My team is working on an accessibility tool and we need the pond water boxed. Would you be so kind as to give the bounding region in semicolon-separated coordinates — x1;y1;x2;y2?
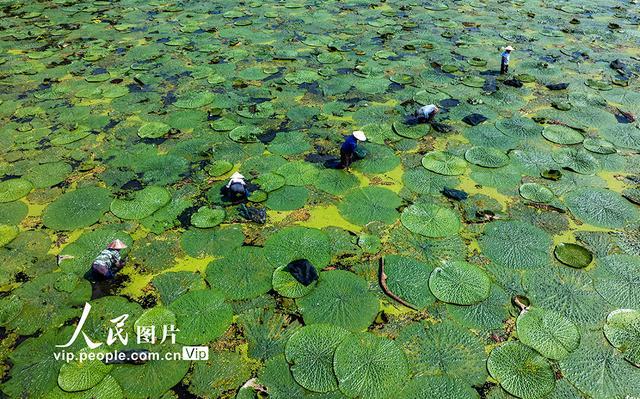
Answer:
1;0;640;398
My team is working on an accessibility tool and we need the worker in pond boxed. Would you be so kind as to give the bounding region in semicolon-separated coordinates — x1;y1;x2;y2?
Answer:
415;104;440;123
340;130;367;170
224;171;250;201
91;239;127;280
501;45;514;75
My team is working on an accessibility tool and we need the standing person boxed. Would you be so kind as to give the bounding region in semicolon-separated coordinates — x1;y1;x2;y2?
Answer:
415;104;440;123
225;172;249;200
340;130;367;170
91;239;127;280
501;45;514;75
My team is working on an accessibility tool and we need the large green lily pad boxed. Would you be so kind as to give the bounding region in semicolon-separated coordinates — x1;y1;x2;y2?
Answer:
338;187;401;226
168;289;233;344
334;332;410;399
298;270;378;331
487;342;555;399
43;187;112;230
565;188;639;228
604;309;640;366
264;226;331;268
428;261;491;305
401;203;460;238
422;152;467;175
284;324;350;392
110;186;171;220
516;307;580;360
0;179;33;203
206;246;275;300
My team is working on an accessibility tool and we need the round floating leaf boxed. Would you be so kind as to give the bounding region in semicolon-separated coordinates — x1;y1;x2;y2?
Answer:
152;272;207;305
110;186;171;220
554;243;592;268
519;183;554;203
480;221;552;269
428;261;491;305
585;79;612;91
180;226;244;258
592;254;640;308
0;178;32;202
188;351;252;398
0;225;18;247
462;76;485;88
272;265;317;298
488;342;555;399
390;73;414;84
464;146;510;168
352;143;400;174
206;246;275;300
134;306;176;331
566;188;639;228
362;123;398;144
138;122;170;139
191;206;225;228
254;172;286;192
43;187;112;230
264;226;331;268
268;131;311;155
168;289;233;345
422;152;466;175
266;186;309;211
111;342;189;399
275;161;318;186
297;270;378;331
314;169;359;196
516;307;580;360
399;375;479;399
383;255;435;309
604;309;640;366
524;266;609;326
403;168;458;196
338;187;401;226
58;348;113;392
4;327;76;399
24;162;71;189
207;160;233;177
542;125;584;145
552;148;598;175
583;138;616;154
229;125;262;143
401;203;460;238
559;331;640;399
248;189;267;202
174;91;215;108
285;324;350;392
393;122;430;139
334;332;410;399
496;117;543;138
397;320;487;386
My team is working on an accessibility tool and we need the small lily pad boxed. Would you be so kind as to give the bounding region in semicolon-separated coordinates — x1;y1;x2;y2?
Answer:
191;207;225;228
554;243;593;268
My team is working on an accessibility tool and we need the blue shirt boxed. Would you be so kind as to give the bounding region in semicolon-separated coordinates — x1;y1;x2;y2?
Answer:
341;135;358;152
502;51;511;64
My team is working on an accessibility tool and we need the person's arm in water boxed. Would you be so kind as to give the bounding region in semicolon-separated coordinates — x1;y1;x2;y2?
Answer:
112;250;125;269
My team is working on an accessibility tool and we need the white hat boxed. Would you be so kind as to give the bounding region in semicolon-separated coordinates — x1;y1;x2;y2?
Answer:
108;239;128;250
505;46;514;51
230;172;245;180
352;130;367;141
